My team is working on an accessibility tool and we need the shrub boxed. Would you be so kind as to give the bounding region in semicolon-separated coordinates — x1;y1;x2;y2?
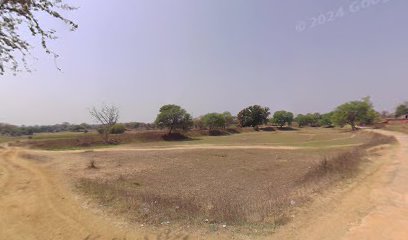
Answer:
110;124;126;134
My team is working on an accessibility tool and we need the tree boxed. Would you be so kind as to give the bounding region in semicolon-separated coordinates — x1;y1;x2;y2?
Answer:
331;97;378;131
155;104;193;134
0;0;78;75
193;118;205;130
202;113;226;130
90;104;120;143
272;110;294;128
395;102;408;118
319;112;334;128
222;111;235;128
295;114;308;127
237;105;270;129
305;113;321;127
295;113;322;127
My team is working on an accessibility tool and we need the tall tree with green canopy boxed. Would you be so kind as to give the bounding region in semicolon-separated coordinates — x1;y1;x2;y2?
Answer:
272;110;294;128
237;105;270;129
155;104;193;134
0;0;78;75
331;97;379;131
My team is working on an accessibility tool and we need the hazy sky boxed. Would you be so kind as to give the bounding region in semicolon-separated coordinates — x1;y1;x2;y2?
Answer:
1;0;407;125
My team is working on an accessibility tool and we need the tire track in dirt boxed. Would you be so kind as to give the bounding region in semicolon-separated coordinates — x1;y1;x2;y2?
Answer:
0;148;143;240
0;151;14;196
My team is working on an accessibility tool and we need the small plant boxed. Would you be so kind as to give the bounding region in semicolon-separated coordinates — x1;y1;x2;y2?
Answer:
88;159;97;169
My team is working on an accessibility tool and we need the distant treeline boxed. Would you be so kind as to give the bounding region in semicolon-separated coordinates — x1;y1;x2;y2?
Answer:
0;122;155;137
2;98;408;137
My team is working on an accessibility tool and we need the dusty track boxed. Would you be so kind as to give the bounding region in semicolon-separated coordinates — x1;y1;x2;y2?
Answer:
0;130;407;239
272;130;408;240
31;143;360;154
0;148;145;240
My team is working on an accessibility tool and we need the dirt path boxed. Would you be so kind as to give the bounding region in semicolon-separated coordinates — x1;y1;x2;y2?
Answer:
0;130;407;239
31;143;360;154
343;130;408;240
0;148;148;240
272;129;408;240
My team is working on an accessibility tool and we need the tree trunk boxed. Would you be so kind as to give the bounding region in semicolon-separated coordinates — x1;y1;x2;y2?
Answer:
103;128;109;143
351;122;356;131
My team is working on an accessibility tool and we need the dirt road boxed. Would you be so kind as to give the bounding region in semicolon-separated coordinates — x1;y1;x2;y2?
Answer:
272;130;408;240
0;148;147;240
30;143;360;155
0;130;407;239
343;130;408;240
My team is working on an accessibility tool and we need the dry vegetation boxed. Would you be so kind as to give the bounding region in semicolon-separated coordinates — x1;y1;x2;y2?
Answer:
37;129;394;233
302;133;396;182
10;129;249;150
11;127;381;152
384;124;408;135
76;149;320;227
12;128;395;236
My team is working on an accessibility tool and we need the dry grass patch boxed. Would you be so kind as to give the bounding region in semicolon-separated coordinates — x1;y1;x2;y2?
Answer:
303;133;396;183
67;131;396;232
75;149;325;224
384;124;408;135
74;148;343;227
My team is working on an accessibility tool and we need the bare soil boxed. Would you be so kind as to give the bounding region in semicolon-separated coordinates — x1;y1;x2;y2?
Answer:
0;130;405;239
271;130;408;240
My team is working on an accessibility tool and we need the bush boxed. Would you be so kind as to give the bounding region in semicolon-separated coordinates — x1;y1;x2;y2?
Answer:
110;124;126;134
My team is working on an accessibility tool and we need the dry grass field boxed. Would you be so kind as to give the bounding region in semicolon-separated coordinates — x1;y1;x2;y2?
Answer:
384;124;408;135
21;128;394;236
13;127;378;150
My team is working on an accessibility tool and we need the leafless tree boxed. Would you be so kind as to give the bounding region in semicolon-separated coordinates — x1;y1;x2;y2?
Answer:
90;104;119;144
0;0;78;75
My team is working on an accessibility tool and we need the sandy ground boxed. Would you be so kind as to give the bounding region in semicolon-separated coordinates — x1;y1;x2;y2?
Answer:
0;130;407;239
271;130;408;240
0;148;143;240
